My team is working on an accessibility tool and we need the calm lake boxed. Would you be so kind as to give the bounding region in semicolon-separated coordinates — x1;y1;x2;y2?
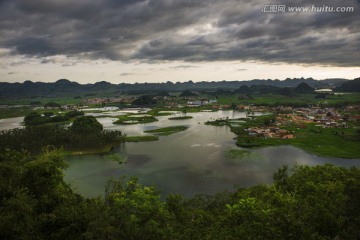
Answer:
63;111;360;198
0;116;24;131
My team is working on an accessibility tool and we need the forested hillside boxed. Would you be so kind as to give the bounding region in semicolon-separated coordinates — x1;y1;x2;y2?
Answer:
0;78;352;97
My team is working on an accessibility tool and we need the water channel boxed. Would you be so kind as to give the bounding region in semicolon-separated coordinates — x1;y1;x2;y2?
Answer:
1;111;359;198
61;111;360;198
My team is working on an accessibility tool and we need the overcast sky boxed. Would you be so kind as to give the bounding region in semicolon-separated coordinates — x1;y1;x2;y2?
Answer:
0;0;359;83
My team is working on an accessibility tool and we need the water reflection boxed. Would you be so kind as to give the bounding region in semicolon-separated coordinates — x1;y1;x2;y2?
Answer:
62;111;360;198
126;154;152;167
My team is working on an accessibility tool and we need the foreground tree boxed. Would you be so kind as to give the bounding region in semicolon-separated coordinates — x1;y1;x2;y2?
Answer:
84;177;175;240
0;148;90;240
0;147;359;239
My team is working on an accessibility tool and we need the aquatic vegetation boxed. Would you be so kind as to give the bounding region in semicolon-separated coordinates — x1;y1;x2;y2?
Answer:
113;115;158;125
144;126;188;136
168;116;193;120
125;135;159;142
225;149;264;163
105;153;128;164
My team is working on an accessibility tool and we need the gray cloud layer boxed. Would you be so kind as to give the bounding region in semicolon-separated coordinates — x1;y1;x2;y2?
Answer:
0;0;359;66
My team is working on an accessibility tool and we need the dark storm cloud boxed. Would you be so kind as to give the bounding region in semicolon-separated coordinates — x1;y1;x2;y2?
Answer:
12;37;55;56
0;0;359;66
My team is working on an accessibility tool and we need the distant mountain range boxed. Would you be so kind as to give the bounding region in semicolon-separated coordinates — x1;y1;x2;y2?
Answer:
0;77;358;98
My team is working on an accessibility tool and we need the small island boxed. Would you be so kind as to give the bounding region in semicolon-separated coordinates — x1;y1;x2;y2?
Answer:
0;116;126;155
168;116;193;120
125;135;159;142
114;115;158;125
144;126;188;136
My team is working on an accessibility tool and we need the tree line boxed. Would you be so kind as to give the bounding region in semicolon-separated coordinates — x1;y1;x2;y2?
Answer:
0;116;125;154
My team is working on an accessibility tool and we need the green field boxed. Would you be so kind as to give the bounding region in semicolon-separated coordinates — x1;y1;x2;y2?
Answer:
236;123;360;159
2;92;359;119
0;107;34;119
147;108;183;116
0;96;84;106
216;93;360;106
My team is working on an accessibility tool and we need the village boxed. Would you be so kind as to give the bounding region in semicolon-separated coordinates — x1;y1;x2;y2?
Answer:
242;105;360;140
29;93;360;143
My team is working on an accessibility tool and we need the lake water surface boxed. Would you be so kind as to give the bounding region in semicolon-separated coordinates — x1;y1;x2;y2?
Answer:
64;111;360;198
0;116;24;131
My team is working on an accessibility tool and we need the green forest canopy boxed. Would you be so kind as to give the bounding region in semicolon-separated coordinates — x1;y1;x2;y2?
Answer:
0;116;125;154
0;147;359;239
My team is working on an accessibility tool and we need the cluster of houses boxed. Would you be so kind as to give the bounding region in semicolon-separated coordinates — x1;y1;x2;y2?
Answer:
245;127;295;139
33;105;79;111
32;94;357;134
84;97;135;105
276;107;351;128
186;99;217;107
242;105;359;139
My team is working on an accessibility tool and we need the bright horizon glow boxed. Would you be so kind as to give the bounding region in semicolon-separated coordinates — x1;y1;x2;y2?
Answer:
1;56;358;84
